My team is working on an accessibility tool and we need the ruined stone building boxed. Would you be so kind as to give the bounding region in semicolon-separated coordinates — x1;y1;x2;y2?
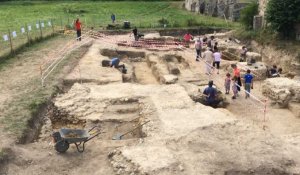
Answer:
184;0;249;21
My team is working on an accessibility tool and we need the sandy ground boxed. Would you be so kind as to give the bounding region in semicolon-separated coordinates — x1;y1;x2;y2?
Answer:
1;33;300;175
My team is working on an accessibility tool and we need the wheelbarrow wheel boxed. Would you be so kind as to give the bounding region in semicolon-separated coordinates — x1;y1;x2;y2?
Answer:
55;141;69;153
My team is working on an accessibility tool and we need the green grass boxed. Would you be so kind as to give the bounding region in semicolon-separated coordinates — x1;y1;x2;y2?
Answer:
0;35;91;139
0;1;239;58
0;1;238;31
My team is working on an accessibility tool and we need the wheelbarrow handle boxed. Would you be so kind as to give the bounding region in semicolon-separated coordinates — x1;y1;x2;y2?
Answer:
88;126;99;133
85;131;104;142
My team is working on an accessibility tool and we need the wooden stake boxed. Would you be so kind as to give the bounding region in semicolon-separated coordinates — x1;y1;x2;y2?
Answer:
39;20;43;38
8;29;13;54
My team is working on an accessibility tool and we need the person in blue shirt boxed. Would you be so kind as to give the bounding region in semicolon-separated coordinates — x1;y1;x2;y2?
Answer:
110;58;123;68
111;14;116;23
203;80;219;107
243;69;254;99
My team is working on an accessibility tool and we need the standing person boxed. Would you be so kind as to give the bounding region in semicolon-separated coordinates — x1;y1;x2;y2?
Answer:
111;13;116;23
74;18;82;41
240;46;247;62
207;35;215;49
213;42;218;51
232;64;242;92
132;27;138;41
213;49;221;74
183;32;193;42
232;76;238;99
243;69;254;99
195;38;202;61
203;47;214;75
224;73;231;94
183;32;193;47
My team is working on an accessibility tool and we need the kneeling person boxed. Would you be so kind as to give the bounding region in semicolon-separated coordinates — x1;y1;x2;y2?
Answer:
203;81;220;107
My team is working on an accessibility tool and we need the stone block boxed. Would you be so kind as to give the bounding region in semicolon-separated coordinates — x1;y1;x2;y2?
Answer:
246;52;262;61
262;77;300;108
161;75;178;84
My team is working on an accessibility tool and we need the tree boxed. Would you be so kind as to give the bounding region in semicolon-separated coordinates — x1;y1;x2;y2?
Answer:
240;2;259;30
266;0;300;38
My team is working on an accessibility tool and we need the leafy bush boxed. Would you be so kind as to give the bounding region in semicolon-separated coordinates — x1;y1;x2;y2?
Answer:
158;18;169;27
186;18;197;27
239;2;258;30
266;0;300;38
172;20;181;27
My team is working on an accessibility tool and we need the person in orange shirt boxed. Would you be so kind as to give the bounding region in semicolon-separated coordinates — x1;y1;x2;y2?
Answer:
232;64;242;92
74;18;82;41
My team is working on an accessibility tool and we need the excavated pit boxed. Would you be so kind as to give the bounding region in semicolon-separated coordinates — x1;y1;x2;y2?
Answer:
99;49;159;85
40;97;147;141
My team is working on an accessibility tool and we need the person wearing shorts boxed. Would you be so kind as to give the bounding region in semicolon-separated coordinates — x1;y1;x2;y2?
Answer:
213;49;221;74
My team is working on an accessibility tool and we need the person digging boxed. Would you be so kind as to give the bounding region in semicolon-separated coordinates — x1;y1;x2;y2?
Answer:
102;57;127;74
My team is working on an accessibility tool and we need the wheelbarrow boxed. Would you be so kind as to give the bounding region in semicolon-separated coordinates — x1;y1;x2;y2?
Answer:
52;126;101;153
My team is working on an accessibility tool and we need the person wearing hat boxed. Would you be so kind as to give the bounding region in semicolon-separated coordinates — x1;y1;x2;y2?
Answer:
203;80;219;107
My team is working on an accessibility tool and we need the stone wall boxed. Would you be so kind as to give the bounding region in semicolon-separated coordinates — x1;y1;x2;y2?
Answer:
184;0;248;21
258;0;268;16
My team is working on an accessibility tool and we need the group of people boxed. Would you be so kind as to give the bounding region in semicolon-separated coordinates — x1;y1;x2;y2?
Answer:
224;64;254;100
203;65;254;107
267;65;282;78
193;35;220;75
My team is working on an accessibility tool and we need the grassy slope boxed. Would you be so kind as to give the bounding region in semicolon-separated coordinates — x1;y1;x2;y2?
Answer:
0;1;238;31
0;35;91;139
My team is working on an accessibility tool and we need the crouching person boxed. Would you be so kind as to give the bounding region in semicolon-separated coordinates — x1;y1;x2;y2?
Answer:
203;80;221;108
102;57;127;74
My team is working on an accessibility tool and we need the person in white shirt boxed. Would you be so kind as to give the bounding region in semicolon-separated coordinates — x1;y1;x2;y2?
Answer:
213;49;221;74
202;47;214;75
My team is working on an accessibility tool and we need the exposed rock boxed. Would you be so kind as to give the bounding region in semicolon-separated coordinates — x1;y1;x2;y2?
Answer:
144;33;161;39
167;62;180;75
146;54;160;67
237;62;268;80
246;52;262;61
262;77;300;108
161;75;178;84
151;63;169;82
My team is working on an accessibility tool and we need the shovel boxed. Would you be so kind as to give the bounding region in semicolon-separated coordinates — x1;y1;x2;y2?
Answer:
112;120;150;140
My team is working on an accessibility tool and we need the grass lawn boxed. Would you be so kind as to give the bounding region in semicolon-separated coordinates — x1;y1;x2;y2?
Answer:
0;1;239;58
0;1;238;31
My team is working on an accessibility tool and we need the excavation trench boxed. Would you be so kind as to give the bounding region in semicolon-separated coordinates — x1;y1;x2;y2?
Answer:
39;97;148;142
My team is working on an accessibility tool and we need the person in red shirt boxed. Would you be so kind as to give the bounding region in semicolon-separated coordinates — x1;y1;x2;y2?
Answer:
74;18;82;41
183;33;193;47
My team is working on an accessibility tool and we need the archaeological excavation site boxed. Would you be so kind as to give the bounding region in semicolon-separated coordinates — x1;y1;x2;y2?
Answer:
0;29;300;175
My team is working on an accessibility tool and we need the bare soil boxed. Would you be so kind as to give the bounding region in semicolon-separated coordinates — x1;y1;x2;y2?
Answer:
1;33;300;175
